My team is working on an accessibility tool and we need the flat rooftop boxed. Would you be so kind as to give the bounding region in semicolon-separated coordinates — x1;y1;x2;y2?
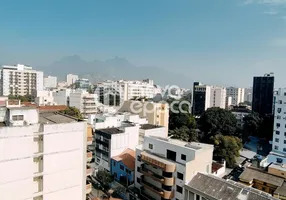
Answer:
39;112;81;124
96;127;124;135
140;124;163;130
186;173;277;200
149;136;213;151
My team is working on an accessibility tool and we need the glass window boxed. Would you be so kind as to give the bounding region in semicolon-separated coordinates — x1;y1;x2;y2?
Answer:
120;165;124;171
181;154;186;161
277;108;282;113
177;172;184;180
277;123;281;128
284;148;286;152
275;146;279;150
149;144;153;149
176;185;183;194
275;138;279;142
276;131;280;135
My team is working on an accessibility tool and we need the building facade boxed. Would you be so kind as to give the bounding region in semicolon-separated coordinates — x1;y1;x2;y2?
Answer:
244;87;253;103
66;74;79;86
226;87;245;106
44;75;57;89
268;88;286;165
0;101;88;200
252;73;274;116
135;136;214;200
75;78;91;91
0;64;44;96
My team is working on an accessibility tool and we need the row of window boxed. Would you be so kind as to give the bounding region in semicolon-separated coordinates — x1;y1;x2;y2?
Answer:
137;177;183;193
274;145;286;152
274;138;286;144
275;123;286;129
275;130;286;136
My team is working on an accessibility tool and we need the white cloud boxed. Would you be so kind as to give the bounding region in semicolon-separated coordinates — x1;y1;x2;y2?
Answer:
263;10;278;14
270;38;286;46
245;0;286;5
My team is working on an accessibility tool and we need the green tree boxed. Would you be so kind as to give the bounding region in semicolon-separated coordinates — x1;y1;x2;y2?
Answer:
60;106;82;119
8;94;34;102
198;107;238;141
243;112;261;138
210;134;243;168
96;170;113;189
169;126;198;142
112;185;126;198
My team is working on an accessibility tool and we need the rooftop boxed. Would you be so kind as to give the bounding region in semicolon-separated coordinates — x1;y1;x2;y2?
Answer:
39;112;81;124
140;124;163;130
239;167;284;187
186;173;277;200
149;135;213;151
96;127;124;135
274;182;286;197
112;148;135;170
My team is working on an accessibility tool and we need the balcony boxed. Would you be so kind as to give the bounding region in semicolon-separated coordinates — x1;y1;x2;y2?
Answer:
87;137;93;145
139;166;174;186
140;152;176;173
86;182;92;194
141;178;174;199
87;151;93;162
86;167;93;176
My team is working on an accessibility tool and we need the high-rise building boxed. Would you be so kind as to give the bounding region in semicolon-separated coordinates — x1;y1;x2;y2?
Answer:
226;87;245;106
0;100;88;200
252;73;274;116
268;88;286;165
75;78;91;91
0;64;44;96
66;74;79;86
192;82;226;116
44;75;57;88
244;87;253;103
135;135;214;200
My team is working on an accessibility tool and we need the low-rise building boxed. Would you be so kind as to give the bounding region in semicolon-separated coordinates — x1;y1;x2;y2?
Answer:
135;135;214;200
231;104;251;127
111;148;135;185
35;90;56;106
139;124;167;145
44;75;57;88
184;173;278;200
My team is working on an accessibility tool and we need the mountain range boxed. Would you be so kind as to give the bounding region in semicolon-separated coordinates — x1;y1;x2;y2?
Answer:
39;55;192;87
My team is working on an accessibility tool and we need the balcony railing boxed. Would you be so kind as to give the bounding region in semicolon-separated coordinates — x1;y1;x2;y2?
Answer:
139;166;174;186
87;152;93;162
141;178;174;199
86;167;93;176
86;182;92;194
140;152;176;173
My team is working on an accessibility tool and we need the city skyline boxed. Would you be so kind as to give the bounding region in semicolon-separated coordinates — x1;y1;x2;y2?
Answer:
1;0;286;87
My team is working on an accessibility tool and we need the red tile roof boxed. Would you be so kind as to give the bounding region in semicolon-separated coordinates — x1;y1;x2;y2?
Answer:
21;102;67;112
212;162;223;173
112;149;135;170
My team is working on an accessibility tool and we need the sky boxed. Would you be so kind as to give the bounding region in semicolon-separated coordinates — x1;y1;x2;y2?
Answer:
0;0;286;87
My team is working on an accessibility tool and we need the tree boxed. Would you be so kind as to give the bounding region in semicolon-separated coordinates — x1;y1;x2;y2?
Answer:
198;107;238;141
112;185;126;198
60;106;83;119
210;134;243;168
8;94;34;102
243;112;261;139
96;170;113;189
169;126;198;142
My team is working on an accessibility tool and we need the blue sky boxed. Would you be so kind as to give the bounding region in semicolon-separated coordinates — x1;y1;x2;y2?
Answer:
0;0;286;87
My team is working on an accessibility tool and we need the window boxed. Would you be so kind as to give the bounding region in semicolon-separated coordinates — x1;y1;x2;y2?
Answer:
176;185;183;194
137;177;141;183
149;144;153;149
275;146;279;150
284;140;286;144
181;154;186;161
277;158;283;163
276;131;280;135
126;168;131;174
275;138;279;143
196;194;200;200
167;150;176;162
278;100;283;104
113;162;116;167
285;132;286;137
120;165;124;171
277;115;281;119
12;115;24;121
277;108;282;113
284;148;286;152
277;123;281;128
177;172;183;180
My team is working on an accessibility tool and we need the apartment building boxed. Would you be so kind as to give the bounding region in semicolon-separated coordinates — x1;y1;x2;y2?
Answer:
75;78;92;91
69;90;98;118
94;123;140;171
268;88;286;165
44;75;57;89
135;136;213;200
66;74;79;86
139;124;167;145
0;64;43;96
96;79;156;105
0;100;88;200
231;105;252;127
184;173;278;200
244;87;253;103
226;87;245;106
119;100;169;131
192;82;226;116
35;91;56;106
52;89;72;106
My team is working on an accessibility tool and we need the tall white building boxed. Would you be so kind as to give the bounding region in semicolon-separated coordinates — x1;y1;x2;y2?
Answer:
69;90;98;118
66;74;79;86
210;86;226;109
96;79;156;105
268;88;286;164
244;87;253;103
226;87;245;106
44;75;57;88
0;64;44;96
135;136;214;200
0;100;88;200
